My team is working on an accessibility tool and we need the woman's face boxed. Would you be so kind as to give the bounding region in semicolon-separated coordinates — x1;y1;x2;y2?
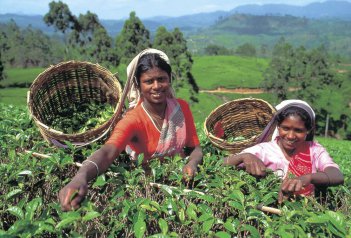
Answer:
139;67;170;105
278;115;308;152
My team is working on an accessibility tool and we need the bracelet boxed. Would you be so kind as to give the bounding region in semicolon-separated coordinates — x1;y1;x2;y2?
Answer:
82;160;100;177
320;171;331;186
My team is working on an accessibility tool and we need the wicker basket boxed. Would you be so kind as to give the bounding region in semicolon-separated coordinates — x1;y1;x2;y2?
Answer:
204;98;276;154
27;61;123;147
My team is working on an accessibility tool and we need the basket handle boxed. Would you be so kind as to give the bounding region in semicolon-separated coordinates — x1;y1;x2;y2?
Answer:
106;70;131;129
98;77;118;102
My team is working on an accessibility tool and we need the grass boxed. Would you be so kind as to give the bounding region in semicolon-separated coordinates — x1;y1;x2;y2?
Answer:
316;136;351;176
1;67;44;87
192;55;268;89
0;88;29;106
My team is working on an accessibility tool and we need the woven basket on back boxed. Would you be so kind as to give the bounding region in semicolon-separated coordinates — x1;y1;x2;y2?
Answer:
204;98;276;154
27;60;123;147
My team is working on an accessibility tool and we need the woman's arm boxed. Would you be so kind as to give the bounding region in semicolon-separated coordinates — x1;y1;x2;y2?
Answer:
59;144;120;211
223;153;267;177
182;145;203;178
321;166;344;186
178;99;203;178
278;166;344;203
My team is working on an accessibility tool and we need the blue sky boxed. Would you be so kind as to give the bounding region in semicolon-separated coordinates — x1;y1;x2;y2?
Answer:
0;0;348;19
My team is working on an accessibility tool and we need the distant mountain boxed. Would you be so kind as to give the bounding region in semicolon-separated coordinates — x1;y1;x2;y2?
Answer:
0;11;231;37
1;1;350;37
0;14;53;32
1;1;351;57
232;0;351;20
147;11;230;30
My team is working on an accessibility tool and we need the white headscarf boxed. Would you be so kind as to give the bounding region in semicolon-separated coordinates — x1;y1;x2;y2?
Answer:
126;48;175;108
271;99;315;140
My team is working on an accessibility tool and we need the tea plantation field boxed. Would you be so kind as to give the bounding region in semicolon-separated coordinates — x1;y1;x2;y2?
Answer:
1;103;350;237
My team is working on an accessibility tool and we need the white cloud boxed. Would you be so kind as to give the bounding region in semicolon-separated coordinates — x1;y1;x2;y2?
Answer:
194;4;223;13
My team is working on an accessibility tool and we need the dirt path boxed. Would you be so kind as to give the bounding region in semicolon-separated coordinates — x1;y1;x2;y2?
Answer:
200;87;300;94
200;87;264;94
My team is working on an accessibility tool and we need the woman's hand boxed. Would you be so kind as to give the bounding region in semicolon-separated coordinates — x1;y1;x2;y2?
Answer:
59;176;88;211
242;156;267;177
223;153;266;177
182;161;197;179
182;146;203;182
58;145;120;212
278;174;312;203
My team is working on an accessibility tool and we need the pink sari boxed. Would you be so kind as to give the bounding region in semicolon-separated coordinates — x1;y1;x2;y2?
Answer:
152;98;186;158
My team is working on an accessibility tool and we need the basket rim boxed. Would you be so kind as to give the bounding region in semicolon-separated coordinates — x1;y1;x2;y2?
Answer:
203;97;276;152
27;60;123;138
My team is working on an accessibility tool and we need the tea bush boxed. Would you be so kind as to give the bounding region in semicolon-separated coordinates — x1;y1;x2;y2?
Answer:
0;103;350;237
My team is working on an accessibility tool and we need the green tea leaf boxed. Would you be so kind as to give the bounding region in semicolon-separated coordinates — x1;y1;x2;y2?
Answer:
56;216;80;229
200;194;216;202
228;190;245;204
149;200;161;211
160;185;173;196
6;189;22;200
224;220;237;233
178;208;185;223
140;204;157;212
7;206;24;219
228;201;244;211
36;223;55;234
198;204;212;214
215;231;231;238
82;211;100;221
325;210;346;235
134;219;146;238
92;175;106;187
198;213;213;222
202;218;214;233
327;223;345;238
158;218;168;235
186;203;197;220
306;214;329;224
240;224;260;238
25;197;42;220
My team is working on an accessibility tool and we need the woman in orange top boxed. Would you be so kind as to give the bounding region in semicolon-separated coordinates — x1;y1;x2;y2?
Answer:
59;49;203;211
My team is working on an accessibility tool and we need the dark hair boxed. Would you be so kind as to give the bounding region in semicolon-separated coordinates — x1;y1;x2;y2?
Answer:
135;53;172;86
276;106;315;141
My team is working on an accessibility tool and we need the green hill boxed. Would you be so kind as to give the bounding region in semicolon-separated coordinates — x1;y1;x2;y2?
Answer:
188;14;351;59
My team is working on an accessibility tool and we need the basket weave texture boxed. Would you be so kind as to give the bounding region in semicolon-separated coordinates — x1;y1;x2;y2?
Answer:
27;60;123;147
204;98;276;154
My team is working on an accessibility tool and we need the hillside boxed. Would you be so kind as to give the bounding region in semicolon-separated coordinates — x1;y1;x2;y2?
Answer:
1;1;351;37
187;14;351;57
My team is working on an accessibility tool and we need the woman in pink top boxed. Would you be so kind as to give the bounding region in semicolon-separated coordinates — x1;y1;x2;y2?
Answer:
223;100;344;203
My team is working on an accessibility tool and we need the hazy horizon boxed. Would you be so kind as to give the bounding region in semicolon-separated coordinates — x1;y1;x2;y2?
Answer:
1;0;349;20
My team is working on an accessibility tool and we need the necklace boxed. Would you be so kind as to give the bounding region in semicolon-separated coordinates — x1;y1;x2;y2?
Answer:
142;103;165;130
